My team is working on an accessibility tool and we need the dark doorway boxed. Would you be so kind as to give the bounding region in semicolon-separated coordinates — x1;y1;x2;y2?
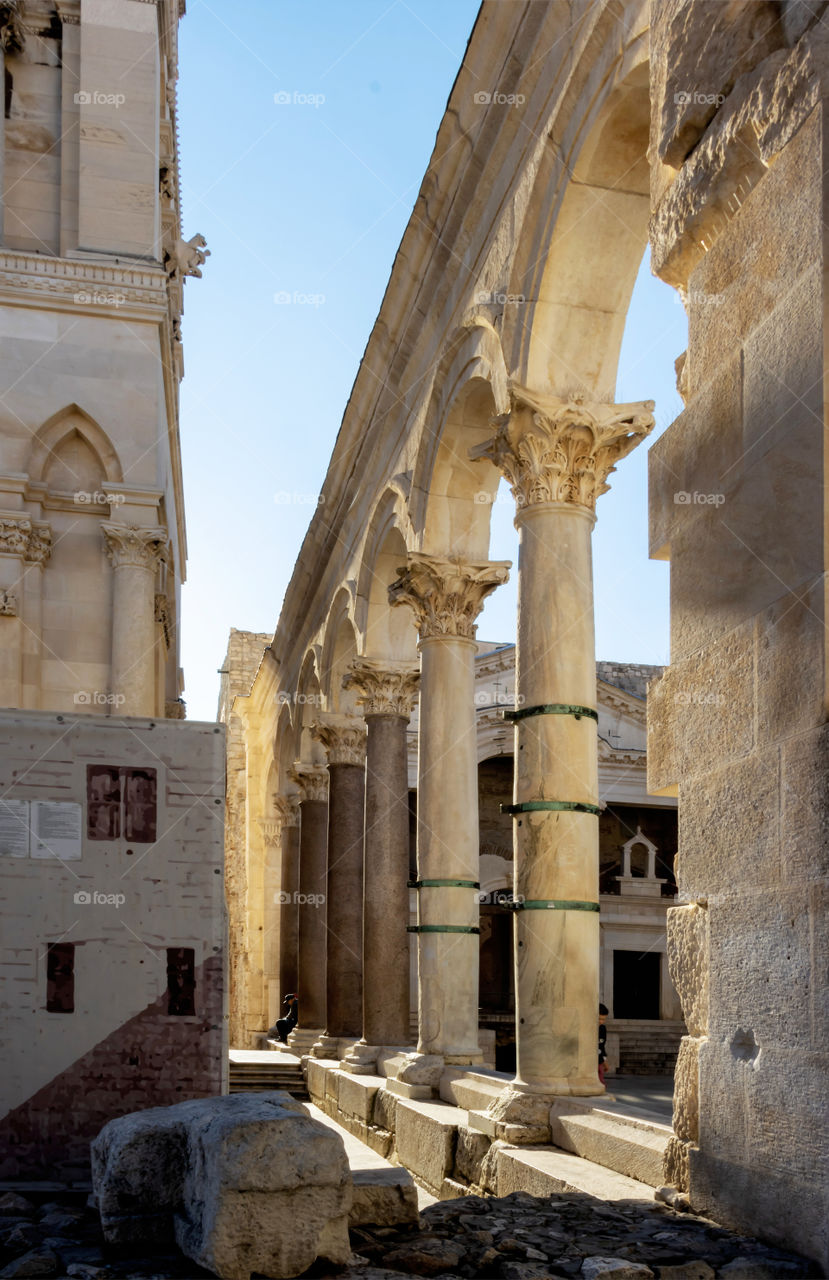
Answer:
613;949;660;1019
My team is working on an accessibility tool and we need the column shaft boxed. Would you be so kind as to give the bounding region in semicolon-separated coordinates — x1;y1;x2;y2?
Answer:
363;713;411;1045
279;821;300;995
296;798;328;1030
325;760;365;1038
416;634;481;1059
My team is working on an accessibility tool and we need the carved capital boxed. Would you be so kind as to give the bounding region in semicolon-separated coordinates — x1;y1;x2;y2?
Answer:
259;818;282;848
165;698;186;719
274;793;301;828
0;515;52;564
343;658;420;718
310;715;367;767
102;523;168;571
470;384;654;512
389;553;510;641
0;588;17;616
0;4;24;53
289;763;328;805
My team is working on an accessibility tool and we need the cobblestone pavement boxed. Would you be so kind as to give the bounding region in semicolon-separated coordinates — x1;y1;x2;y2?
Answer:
0;1187;817;1280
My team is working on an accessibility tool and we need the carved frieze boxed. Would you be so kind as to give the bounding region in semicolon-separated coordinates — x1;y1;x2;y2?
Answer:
471;385;654;513
389;553;510;641
342;658;420;718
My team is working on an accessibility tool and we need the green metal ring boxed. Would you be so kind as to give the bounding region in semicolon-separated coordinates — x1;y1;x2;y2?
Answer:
518;899;600;912
501;800;601;816
502;703;598;723
407;879;480;890
406;925;480;934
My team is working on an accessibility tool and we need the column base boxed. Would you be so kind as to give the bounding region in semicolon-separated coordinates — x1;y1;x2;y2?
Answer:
341;1041;381;1074
386;1052;445;1098
287;1026;322;1056
310;1034;349;1059
479;1083;609;1144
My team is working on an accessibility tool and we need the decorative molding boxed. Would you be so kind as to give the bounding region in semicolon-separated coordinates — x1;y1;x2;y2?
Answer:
155;592;172;649
289;763;328;805
0;4;24;52
259;818;282;848
274;794;301;828
0;588;17;616
389;553;510;641
310;715;367;767
0;250;168;317
101;523;168;571
470;384;654;512
165;698;186;719
343;658;420;718
597;736;646;766
0;514;52;564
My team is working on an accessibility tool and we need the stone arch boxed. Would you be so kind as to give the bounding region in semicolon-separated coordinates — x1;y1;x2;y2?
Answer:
295;648;324;765
274;700;296;796
355;490;418;661
411;321;508;559
319;588;360;713
28;404;124;488
504;8;651;397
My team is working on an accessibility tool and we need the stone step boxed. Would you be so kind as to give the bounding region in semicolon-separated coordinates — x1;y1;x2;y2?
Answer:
551;1109;671;1188
306;1103;422;1224
494;1144;656;1203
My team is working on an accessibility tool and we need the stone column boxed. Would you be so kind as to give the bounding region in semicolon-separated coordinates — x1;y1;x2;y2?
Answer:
287;763;329;1053
472;386;653;1123
101;523;168;717
390;555;509;1073
309;716;367;1056
341;659;420;1070
275;793;300;999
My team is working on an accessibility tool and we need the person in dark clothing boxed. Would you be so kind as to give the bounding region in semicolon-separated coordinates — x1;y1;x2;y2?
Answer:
598;1002;608;1085
270;993;298;1044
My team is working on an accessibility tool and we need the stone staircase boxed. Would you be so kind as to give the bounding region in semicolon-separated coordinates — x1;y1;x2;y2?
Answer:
228;1050;308;1099
617;1022;684;1075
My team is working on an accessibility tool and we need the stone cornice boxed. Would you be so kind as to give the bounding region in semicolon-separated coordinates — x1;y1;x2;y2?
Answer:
102;523;169;571
389;554;510;641
343;658;420;718
289;764;328;805
310;715;367;767
598;737;647;766
0;250;168;319
471;385;655;512
598;679;648;724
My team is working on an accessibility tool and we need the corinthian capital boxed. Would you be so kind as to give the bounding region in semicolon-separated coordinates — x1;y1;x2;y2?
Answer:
389;553;510;641
310;714;367;767
274;793;301;828
343;658;420;718
0;515;52;564
102;523;169;571
289;763;329;804
470;384;654;512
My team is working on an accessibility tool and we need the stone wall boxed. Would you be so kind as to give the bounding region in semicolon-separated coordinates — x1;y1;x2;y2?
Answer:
648;3;829;1268
0;710;227;1179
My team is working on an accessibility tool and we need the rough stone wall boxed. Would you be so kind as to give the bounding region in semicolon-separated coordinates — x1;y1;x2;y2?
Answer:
218;630;271;1047
0;710;226;1180
648;4;829;1268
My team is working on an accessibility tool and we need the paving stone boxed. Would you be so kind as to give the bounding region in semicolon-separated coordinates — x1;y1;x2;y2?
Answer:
0;1250;60;1279
580;1260;654;1280
0;1199;36;1221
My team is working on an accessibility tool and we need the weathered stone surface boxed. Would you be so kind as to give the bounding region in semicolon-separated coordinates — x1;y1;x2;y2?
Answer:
0;1251;59;1279
383;1239;464;1276
657;1264;714;1280
672;1038;701;1145
0;1196;35;1219
651;0;785;168
92;1093;352;1280
453;1125;490;1186
666;904;709;1037
580;1259;653;1280
663;1136;691;1194
395;1100;458;1196
397;1055;444;1088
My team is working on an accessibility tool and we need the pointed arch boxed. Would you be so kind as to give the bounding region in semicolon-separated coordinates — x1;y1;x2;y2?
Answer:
28;404;124;486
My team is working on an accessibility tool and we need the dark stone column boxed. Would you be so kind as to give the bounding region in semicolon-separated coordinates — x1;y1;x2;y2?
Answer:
342;660;420;1058
289;765;329;1039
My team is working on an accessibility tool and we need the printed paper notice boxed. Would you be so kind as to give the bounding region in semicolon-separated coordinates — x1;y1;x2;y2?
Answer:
30;801;83;861
0;799;30;857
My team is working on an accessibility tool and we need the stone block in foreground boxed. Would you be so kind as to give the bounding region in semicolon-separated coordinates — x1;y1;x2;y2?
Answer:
91;1092;352;1280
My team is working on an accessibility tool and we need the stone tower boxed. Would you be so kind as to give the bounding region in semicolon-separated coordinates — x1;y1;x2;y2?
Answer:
0;0;204;716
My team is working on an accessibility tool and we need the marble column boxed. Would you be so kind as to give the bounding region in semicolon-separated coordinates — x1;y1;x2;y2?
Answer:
101;523;168;717
390;555;509;1066
310;715;367;1054
288;763;329;1050
472;385;653;1110
341;659;420;1067
275;793;300;999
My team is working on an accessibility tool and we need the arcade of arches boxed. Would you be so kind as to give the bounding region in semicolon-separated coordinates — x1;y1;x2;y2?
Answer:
221;1;829;1269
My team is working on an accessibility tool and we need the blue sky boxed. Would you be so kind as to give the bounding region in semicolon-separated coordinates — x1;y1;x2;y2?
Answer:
177;1;687;721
